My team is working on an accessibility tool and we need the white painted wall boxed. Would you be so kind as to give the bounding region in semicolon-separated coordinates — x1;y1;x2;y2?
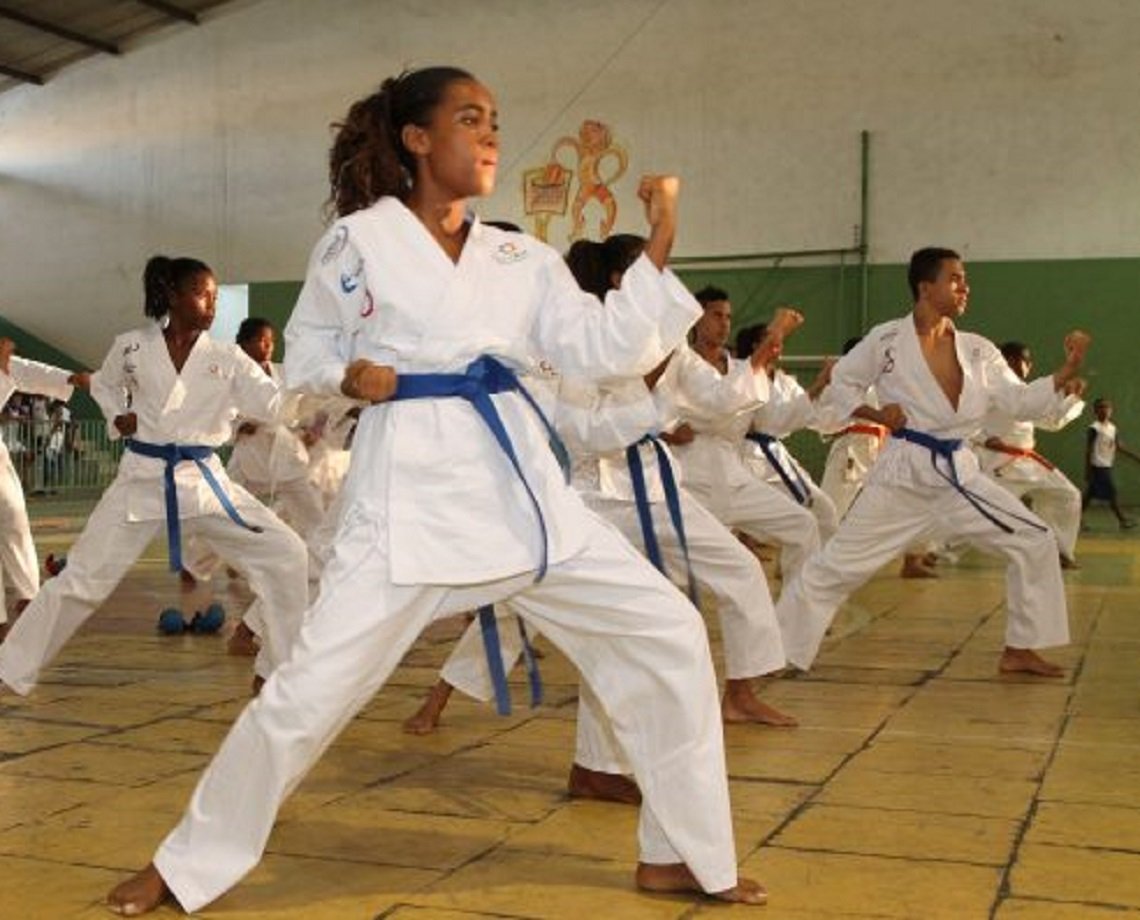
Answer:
1;0;1138;364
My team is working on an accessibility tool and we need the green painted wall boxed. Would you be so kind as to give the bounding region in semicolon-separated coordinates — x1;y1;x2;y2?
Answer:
0;316;100;419
248;281;303;363
677;257;1140;500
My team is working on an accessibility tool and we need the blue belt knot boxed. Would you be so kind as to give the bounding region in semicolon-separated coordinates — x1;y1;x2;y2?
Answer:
126;438;263;573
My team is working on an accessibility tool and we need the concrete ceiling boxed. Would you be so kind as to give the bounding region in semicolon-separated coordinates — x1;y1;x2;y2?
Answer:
0;0;235;92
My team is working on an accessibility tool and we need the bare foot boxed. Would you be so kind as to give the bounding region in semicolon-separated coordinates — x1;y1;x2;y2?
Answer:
227;620;260;657
106;864;172;915
900;554;938;578
1000;647;1064;678
722;680;797;726
251;674;266;696
636;862;767;904
402;679;453;735
568;762;642;805
1060;554;1080;570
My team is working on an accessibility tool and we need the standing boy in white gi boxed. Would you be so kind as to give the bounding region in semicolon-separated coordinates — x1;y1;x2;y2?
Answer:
776;247;1090;678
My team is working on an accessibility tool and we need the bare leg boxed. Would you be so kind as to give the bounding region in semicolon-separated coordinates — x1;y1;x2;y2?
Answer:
1000;646;1064;677
567;762;642;805
636;862;767;905
721;678;797;726
226;620;260;657
900;553;938;578
402;678;454;735
106;864;171;915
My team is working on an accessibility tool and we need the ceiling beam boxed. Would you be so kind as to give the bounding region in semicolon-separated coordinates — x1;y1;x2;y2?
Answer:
0;61;44;85
135;1;200;25
0;5;121;56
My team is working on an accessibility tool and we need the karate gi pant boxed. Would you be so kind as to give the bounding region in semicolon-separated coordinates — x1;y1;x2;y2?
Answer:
0;449;39;622
771;475;839;545
153;513;739;912
990;468;1081;560
0;477;309;692
441;491;787;775
776;474;1069;670
685;477;821;583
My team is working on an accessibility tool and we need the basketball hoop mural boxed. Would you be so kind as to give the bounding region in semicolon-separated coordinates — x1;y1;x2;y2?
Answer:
523;119;629;243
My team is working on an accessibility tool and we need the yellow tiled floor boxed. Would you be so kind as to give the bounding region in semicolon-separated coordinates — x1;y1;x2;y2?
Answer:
3;497;1140;918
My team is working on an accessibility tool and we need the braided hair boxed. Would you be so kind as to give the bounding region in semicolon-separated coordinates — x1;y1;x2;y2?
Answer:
143;255;212;319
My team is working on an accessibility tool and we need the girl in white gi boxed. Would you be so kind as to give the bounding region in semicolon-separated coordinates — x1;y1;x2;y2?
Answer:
107;67;764;914
660;287;820;584
775;247;1090;678
0;257;309;696
403;236;797;775
978;341;1086;567
735;322;840;544
0;339;87;642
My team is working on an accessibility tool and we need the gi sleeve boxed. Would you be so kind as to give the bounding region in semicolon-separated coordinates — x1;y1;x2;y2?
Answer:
530;250;700;380
285;222;368;395
982;340;1065;422
6;356;74;403
661;347;769;417
554;377;661;456
753;370;815;437
230;348;284;425
816;332;882;425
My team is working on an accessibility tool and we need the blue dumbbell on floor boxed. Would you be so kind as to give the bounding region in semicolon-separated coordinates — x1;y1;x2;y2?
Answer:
157;603;226;635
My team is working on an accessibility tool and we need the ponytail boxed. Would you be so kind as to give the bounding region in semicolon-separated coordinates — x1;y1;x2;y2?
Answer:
565;233;646;300
327;66;475;218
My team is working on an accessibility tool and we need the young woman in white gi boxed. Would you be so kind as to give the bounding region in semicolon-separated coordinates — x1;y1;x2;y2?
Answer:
659;288;819;583
775;247;1090;678
0;340;87;641
107;67;765;914
403;236;797;790
977;341;1085;568
0;257;309;695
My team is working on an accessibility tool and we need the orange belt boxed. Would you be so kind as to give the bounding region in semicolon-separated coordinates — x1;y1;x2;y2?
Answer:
839;423;889;441
988;443;1055;470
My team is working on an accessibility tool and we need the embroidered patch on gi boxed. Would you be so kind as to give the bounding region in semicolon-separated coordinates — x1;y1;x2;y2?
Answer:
321;226;349;265
340;256;364;294
360;290;375;318
492;241;527;264
882;346;895;374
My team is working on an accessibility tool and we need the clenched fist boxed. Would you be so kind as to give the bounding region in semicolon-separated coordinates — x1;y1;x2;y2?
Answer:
341;360;398;403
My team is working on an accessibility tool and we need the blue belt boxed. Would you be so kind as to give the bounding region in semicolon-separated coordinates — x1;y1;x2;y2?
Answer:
746;431;811;506
626;434;699;604
126;439;263;573
392;355;563;714
893;427;1047;535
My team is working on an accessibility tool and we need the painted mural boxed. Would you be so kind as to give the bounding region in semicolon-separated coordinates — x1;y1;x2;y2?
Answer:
523;119;628;243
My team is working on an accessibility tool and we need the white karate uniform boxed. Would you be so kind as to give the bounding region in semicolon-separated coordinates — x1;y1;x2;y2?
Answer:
0;357;74;620
227;363;326;544
976;395;1085;559
744;368;839;542
438;370;786;774
661;345;820;581
818;411;889;519
151;199;741;912
0;324;309;690
776;313;1071;669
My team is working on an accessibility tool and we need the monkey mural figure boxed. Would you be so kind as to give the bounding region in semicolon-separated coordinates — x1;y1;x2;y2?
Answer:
525;119;628;242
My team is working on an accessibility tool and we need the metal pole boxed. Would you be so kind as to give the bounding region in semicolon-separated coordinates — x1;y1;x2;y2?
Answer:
859;129;870;331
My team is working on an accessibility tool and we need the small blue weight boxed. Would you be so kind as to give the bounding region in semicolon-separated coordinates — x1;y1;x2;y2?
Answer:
157;608;186;635
193;603;226;634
